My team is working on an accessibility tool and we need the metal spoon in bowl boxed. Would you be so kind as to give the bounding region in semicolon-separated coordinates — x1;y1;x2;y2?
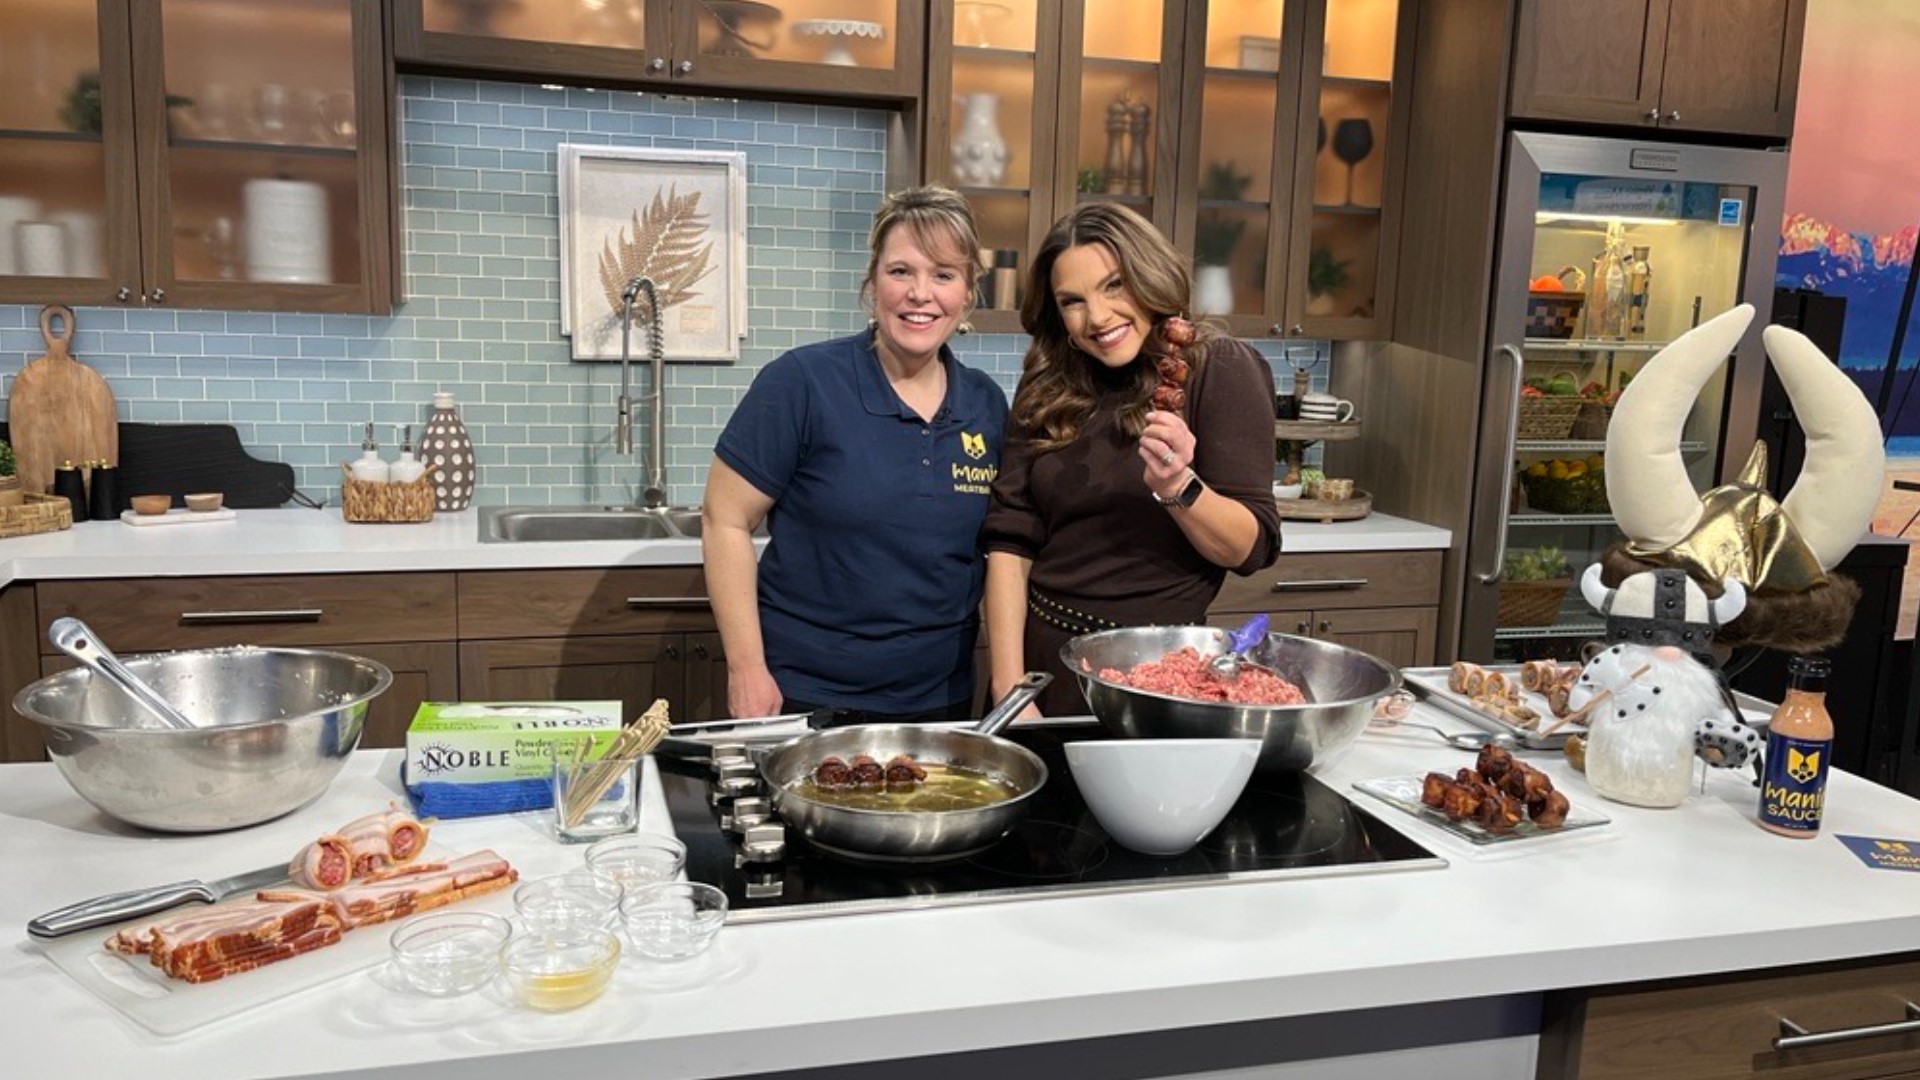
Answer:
47;617;199;730
1208;613;1271;682
1369;716;1515;752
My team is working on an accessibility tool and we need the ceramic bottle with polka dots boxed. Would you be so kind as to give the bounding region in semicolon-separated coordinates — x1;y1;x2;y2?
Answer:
422;392;475;511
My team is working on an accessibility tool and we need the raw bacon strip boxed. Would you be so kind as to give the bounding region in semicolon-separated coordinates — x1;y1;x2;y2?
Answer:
109;893;346;983
288;834;355;891
308;850;517;930
334;805;430;875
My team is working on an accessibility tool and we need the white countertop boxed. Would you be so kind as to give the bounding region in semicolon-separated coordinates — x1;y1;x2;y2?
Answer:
0;508;1451;588
3;702;1916;1079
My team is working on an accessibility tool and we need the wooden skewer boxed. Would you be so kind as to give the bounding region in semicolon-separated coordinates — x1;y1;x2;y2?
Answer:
561;699;673;830
1541;663;1652;736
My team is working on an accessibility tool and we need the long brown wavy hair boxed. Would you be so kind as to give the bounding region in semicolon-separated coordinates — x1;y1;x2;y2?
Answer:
1012;202;1213;451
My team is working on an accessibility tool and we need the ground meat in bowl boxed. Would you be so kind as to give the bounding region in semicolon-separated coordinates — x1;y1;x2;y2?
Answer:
1095;646;1307;706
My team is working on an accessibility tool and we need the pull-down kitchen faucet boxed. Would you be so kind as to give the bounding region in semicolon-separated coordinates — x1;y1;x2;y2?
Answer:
618;276;668;509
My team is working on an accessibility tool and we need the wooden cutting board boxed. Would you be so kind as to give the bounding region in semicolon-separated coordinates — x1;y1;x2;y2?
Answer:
6;306;117;494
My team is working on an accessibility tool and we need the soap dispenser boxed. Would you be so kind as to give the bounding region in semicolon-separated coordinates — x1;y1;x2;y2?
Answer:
350;422;389;484
389;424;426;484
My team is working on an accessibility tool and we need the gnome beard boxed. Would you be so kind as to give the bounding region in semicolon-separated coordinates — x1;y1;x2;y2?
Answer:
1569;644;1761;806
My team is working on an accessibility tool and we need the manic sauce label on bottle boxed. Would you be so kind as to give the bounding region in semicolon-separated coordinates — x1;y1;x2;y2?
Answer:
1760;733;1831;835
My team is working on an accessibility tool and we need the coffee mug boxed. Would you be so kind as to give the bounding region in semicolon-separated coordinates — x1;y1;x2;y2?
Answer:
1300;393;1355;422
1274;393;1299;420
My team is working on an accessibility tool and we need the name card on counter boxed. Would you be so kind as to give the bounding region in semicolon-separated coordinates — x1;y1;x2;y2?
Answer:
1837;835;1920;873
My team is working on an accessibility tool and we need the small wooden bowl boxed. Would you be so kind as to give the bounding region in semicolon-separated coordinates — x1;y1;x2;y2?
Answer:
129;494;173;516
184;492;224;512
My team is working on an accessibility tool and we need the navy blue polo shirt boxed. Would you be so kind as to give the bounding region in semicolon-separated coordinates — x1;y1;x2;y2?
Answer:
714;331;1008;712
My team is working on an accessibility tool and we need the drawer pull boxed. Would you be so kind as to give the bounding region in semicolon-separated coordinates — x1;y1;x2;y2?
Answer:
625;597;711;609
1775;1001;1920;1051
179;609;323;625
1271;578;1368;593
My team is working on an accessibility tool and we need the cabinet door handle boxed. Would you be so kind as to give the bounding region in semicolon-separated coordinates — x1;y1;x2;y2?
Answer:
179;608;323;625
692;643;709;660
115;286;133;303
1645;108;1661;122
1295;621;1310;634
663;644;680;660
1318;619;1332;633
1476;344;1524;584
1270;578;1367;593
1270;324;1284;336
648;57;666;72
1666;109;1682;123
676;60;693;75
625;596;711;608
148;288;166;304
1775;1001;1920;1051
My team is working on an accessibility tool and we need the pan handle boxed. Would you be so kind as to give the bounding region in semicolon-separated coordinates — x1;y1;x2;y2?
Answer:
975;672;1052;737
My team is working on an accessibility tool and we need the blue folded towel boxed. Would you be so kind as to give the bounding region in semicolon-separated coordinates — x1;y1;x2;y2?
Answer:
403;763;552;819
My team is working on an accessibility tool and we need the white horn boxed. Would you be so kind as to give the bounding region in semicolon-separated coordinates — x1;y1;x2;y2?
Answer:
1763;324;1887;571
1579;562;1612;613
1606;305;1757;549
1710;577;1747;626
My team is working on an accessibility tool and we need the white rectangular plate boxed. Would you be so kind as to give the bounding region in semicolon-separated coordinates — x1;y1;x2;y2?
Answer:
120;508;237;526
1352;774;1609;846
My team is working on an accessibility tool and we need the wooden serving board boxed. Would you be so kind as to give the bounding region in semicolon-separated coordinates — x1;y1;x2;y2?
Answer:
5;306;117;495
119;508;239;527
1275;490;1372;523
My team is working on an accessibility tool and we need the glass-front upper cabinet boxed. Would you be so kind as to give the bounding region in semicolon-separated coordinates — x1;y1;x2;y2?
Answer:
0;0;139;306
395;0;924;101
1057;0;1182;233
133;0;391;312
928;0;1052;326
0;0;391;313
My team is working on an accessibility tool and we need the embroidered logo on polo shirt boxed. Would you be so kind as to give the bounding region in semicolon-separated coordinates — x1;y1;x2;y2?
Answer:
961;431;987;459
951;431;996;495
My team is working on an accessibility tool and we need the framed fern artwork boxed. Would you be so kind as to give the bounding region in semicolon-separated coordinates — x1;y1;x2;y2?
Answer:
558;144;748;362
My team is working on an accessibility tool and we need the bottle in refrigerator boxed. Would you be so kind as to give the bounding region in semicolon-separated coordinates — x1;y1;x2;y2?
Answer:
1586;222;1630;340
1758;656;1833;838
1627;244;1652;338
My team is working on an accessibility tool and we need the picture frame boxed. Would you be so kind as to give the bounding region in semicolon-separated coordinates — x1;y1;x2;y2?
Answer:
558;144;748;363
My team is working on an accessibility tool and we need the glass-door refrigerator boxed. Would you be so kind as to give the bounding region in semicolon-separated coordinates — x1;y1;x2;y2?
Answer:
1458;132;1789;662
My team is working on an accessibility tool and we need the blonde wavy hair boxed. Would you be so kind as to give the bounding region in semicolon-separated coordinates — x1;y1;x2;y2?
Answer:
861;185;984;321
1013;202;1212;451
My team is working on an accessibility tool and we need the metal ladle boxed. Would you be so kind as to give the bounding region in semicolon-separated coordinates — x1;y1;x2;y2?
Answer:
48;617;199;730
1371;717;1515;752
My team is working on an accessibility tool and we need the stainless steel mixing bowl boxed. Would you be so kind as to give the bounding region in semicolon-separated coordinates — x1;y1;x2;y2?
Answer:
12;646;393;832
1061;626;1401;773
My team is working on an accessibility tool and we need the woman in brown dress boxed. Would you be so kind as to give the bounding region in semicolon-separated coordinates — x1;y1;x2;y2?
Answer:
980;203;1282;716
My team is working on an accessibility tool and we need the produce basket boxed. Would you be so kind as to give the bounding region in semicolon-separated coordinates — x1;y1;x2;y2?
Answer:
0;492;73;539
341;463;436;523
1521;468;1608;514
1516;394;1581;440
1569;401;1612;441
1525;292;1585;340
1497;578;1571;627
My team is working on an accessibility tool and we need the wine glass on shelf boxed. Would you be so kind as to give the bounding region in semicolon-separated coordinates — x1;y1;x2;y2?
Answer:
1331;118;1373;207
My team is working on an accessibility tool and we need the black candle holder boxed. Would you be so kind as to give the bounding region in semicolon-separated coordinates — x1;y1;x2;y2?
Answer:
52;466;89;523
87;465;119;521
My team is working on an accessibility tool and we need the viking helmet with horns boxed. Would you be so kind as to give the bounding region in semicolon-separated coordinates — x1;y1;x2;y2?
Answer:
1597;304;1884;653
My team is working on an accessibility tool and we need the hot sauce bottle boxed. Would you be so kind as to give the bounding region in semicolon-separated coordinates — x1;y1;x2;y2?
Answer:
1758;657;1834;838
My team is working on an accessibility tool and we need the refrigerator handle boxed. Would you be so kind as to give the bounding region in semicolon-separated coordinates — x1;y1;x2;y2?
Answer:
1476;344;1525;584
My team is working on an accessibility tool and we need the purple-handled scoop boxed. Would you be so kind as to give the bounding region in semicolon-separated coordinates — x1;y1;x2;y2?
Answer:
1208;613;1271;682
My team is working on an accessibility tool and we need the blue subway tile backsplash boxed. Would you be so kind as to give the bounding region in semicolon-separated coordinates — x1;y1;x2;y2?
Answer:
1;75;1325;508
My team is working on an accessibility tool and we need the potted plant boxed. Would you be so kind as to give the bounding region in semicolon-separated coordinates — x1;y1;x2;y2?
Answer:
1306;245;1350;316
1497;547;1572;627
1193;162;1251;315
0;439;21;508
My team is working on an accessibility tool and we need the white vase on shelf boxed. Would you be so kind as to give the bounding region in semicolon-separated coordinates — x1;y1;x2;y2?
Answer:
1192;264;1234;317
950;93;1009;186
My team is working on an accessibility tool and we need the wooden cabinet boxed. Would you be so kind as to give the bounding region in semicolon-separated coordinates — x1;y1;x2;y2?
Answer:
1539;953;1920;1080
1209;549;1442;667
0;0;397;313
0;585;44;762
932;0;1413;341
393;0;925;102
457;633;687;714
1510;0;1807;140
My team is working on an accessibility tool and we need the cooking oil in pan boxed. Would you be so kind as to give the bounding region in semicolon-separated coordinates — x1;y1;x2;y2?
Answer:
792;764;1020;812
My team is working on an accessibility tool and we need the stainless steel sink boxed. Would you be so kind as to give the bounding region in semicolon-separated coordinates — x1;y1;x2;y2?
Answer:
660;508;705;538
480;505;686;543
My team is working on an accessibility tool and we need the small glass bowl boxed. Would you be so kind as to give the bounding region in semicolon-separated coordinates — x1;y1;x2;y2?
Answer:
513;871;624;934
620;881;728;961
585;832;687;889
389;911;511;996
499;927;621;1012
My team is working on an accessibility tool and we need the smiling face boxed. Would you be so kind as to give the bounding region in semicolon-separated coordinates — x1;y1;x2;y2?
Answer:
868;224;972;369
1051;242;1152;369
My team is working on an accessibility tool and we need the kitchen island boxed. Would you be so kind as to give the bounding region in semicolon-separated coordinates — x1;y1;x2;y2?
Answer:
3;702;1918;1080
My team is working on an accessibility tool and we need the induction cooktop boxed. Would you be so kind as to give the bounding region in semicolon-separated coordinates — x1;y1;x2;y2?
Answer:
663;723;1446;923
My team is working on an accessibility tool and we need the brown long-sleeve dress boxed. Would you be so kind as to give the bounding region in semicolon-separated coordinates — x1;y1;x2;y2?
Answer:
980;335;1283;715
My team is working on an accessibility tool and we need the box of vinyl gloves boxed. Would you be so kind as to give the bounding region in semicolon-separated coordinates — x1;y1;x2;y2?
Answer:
402;701;624;818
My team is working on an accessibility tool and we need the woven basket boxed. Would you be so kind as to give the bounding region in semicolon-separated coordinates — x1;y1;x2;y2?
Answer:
1516;395;1581;440
1497;578;1571;627
1569;401;1612;441
0;491;75;539
1525;292;1585;339
341;463;437;523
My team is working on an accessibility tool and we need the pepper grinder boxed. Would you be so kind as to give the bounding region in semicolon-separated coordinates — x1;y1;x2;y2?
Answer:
87;458;119;520
53;460;88;522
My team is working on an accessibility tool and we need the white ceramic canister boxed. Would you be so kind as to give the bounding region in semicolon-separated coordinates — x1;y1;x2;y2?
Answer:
0;195;45;275
14;221;66;276
48;210;102;278
243;177;331;284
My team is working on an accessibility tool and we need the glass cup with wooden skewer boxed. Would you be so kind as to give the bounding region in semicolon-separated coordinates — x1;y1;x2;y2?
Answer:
551;699;674;843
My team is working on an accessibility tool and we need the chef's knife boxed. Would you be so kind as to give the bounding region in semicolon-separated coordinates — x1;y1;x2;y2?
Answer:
27;864;288;940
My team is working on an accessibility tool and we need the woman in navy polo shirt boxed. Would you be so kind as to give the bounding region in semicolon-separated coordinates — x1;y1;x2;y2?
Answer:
702;186;1009;723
